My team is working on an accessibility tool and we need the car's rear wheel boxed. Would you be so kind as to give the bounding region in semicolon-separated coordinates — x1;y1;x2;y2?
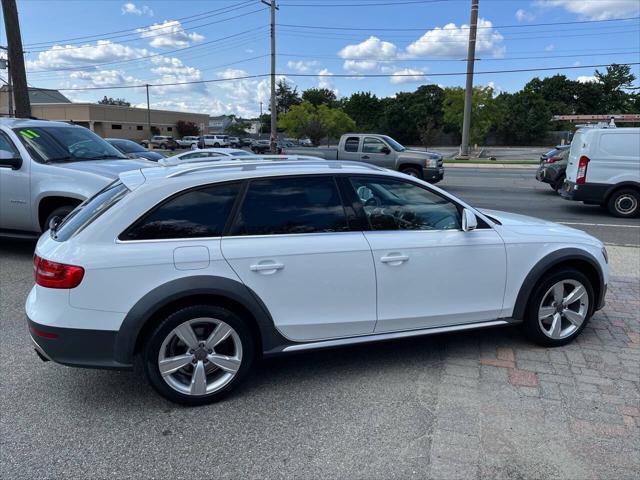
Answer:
143;305;254;405
551;174;565;191
523;268;594;347
213;142;220;147
607;189;639;218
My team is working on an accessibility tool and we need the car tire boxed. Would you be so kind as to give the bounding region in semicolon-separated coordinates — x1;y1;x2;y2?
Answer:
213;143;220;148
142;305;255;406
607;189;640;218
43;205;75;232
522;268;594;347
401;166;423;179
551;175;565;191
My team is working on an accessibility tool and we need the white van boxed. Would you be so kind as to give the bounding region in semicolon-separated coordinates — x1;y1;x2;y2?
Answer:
560;127;640;217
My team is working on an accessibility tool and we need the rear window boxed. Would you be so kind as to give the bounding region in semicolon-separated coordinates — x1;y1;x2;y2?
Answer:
53;181;129;242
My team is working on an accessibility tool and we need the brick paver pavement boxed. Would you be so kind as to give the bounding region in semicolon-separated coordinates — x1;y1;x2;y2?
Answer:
424;275;639;479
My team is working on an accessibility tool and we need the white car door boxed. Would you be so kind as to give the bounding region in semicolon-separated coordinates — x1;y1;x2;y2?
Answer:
347;175;507;333
0;129;31;231
221;175;377;342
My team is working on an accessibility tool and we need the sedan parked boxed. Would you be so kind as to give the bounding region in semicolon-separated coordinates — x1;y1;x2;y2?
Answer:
536;147;570;191
159;148;252;166
105;138;164;162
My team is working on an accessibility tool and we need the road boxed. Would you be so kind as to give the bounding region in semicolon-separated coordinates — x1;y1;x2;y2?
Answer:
439;168;639;246
1;167;638;479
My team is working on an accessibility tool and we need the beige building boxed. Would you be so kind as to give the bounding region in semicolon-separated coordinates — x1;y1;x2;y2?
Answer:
31;103;209;141
1;87;209;141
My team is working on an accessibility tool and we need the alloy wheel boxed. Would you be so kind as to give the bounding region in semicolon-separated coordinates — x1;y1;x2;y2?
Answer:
158;318;243;396
614;193;638;216
537;279;589;340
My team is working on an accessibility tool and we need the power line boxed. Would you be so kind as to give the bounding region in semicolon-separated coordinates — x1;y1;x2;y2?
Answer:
26;7;266;54
277;15;640;32
23;0;255;47
280;0;451;6
50;62;640;92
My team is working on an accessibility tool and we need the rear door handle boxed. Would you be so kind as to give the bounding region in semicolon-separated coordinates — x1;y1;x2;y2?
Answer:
361;155;370;160
380;254;409;264
250;262;284;273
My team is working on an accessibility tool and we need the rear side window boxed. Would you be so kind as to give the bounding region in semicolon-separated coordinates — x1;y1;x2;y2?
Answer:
53;181;129;242
231;176;348;236
344;137;360;152
121;183;240;240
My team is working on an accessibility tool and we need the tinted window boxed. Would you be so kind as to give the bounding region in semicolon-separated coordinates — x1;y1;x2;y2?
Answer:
0;131;19;155
110;139;145;153
362;137;386;154
344;137;360;152
349;176;461;231
121;183;240;240
54;181;129;242
231;176;348;236
180;152;223;160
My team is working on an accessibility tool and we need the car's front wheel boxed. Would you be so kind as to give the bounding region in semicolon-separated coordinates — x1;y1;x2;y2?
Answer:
523;268;594;347
143;305;255;405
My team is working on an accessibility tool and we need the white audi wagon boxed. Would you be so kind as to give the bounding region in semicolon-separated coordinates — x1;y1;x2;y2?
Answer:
27;158;608;404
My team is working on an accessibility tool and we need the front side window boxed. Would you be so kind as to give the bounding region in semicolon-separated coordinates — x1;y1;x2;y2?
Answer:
349;176;461;231
231;176;348;236
180;152;223;160
13;126;126;163
344;137;360;152
362;137;387;154
0;131;19;156
121;183;240;240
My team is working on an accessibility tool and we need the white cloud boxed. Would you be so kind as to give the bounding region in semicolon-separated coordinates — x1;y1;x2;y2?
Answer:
137;20;204;48
286;60;319;73
317;68;337;93
405;18;505;58
545;44;555;52
390;68;427;84
148;56;204;94
576;75;599;83
121;3;153;16
343;59;379;72
515;9;535;22
339;36;398;60
69;69;142;88
536;0;640;20
213;68;289;117
26;40;149;71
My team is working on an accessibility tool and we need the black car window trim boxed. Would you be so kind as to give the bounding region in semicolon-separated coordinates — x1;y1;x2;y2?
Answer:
117;180;242;242
225;174;352;237
341;173;491;231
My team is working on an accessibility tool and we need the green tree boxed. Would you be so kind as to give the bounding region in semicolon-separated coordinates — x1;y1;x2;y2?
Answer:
97;96;130;106
342;91;382;132
225;122;248;137
443;86;497;145
318;104;356;146
274;79;301;114
494;91;551;145
175;120;200;137
595;63;637;112
302;88;338;108
278;101;325;145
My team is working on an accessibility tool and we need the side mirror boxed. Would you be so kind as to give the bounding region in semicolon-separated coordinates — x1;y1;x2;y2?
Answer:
462;208;478;232
381;146;391;155
0;150;22;170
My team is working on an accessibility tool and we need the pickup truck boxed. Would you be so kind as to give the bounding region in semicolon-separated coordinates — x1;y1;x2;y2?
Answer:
282;134;444;183
0;119;155;237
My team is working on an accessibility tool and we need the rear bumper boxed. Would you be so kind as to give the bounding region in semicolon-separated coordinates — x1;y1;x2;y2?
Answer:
27;317;131;370
559;181;609;204
423;166;444;184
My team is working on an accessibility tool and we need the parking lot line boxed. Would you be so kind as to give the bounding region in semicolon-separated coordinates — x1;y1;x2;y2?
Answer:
559;221;640;229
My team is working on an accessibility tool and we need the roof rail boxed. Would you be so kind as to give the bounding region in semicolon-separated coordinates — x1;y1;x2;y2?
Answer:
165;156;385;178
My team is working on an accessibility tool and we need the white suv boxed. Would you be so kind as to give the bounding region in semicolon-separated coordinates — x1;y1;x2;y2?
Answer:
27;158;608;405
199;135;229;148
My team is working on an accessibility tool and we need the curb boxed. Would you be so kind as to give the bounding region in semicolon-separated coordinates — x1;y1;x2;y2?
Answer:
445;163;538;169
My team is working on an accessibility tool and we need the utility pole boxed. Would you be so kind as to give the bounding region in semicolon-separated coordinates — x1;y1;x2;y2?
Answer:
2;0;31;118
259;101;263;138
145;84;151;140
261;0;278;153
459;0;479;158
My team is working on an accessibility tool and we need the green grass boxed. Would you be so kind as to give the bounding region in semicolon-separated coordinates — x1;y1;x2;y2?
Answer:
444;159;539;165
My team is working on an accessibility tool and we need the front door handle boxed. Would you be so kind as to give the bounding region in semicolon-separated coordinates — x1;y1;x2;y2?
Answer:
361;155;370;160
380;254;409;264
250;262;284;273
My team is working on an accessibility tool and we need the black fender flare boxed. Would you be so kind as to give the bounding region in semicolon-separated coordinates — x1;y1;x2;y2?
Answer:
512;248;605;320
113;275;290;364
604;181;640;202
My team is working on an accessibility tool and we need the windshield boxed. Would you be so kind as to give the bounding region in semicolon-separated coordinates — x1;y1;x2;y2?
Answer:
381;136;406;152
110;139;146;154
14;126;127;162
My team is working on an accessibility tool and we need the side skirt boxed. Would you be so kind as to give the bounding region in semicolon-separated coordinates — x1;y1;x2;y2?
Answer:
265;319;513;356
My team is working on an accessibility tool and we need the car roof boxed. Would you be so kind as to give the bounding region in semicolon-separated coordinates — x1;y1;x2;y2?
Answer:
119;157;390;191
0;118;81;129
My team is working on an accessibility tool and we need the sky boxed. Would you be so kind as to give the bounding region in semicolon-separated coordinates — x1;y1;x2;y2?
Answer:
2;0;639;117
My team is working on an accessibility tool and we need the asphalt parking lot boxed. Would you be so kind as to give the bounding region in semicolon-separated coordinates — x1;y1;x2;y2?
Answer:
1;168;638;479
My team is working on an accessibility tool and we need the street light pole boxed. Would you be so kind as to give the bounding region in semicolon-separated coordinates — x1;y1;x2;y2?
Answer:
145;84;151;140
261;0;278;153
460;0;479;158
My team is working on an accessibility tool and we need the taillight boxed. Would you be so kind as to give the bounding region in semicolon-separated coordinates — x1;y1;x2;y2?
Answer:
546;156;561;164
33;254;84;289
576;155;590;185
